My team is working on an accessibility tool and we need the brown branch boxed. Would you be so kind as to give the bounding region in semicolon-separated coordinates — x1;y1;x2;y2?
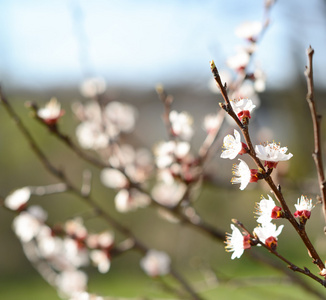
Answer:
304;46;326;225
236;220;326;288
211;61;325;275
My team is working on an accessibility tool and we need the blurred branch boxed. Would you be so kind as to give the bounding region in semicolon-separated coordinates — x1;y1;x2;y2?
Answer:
0;88;203;300
304;46;326;226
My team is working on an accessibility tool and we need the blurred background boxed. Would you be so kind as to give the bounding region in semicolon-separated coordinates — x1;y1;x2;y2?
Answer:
1;0;326;299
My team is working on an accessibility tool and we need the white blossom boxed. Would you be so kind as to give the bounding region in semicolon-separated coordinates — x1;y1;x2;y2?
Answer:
56;270;88;298
254;222;284;244
100;168;128;189
114;188;150;213
75;121;110;150
226;50;250;71
79;77;106;98
235;21;262;41
154;141;190;169
4;187;31;210
169;110;194;140
225;224;250;259
152;181;186;207
231;159;253;190
140;249;171;277
230;98;256;116
65;218;88;240
255;142;293;164
255;195;276;225
90;250;111;273
105;101;137;133
221;129;243;160
13;206;47;242
294;195;313;212
37;97;64;124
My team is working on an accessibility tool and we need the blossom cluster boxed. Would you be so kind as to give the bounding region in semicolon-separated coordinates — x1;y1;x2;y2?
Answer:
4;188;172;298
221;127;293;190
225;193;315;259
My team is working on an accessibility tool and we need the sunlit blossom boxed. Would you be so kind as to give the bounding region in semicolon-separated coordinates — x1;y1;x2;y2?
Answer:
140;249;171;277
169;110;194;140
254;222;284;249
255;142;293;168
79;77;107;98
65;218;88;241
152;181;187;207
203;113;223;133
225;224;251;259
56;270;88;298
226;50;250;71
231;159;258;190
294;195;314;220
4;187;31;211
230;98;256;121
13;205;47;242
90;250;111;273
154;140;190;169
75;121;111;150
235;21;263;42
255;195;282;225
87;231;114;249
221;129;247;160
105;101;137;133
100;168;129;189
37;97;65;125
114;188;150;213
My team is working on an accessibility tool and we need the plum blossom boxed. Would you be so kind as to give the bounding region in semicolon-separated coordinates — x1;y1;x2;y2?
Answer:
221;129;247;160
226;50;250;72
169;110;194;140
114;188;150;213
105;101;137;134
87;231;114;250
294;195;314;220
152;180;187;207
203;113;223;133
230;98;256;121
79;77;106;98
90;250;111;273
108;145;153;184
37;97;65;125
231;159;258;190
100;168;129;189
255;142;293;168
140;249;171;277
73;100;137;151
320;268;326;277
225;224;251;259
56;269;88;298
4;187;31;211
235;21;263;42
13;205;47;242
255;195;282;225
254;222;284;249
154;140;190;169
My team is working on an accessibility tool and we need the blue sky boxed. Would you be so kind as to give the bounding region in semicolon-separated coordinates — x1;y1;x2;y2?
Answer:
1;0;326;90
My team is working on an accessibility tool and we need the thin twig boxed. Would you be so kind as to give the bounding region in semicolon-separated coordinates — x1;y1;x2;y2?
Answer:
304;46;326;225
